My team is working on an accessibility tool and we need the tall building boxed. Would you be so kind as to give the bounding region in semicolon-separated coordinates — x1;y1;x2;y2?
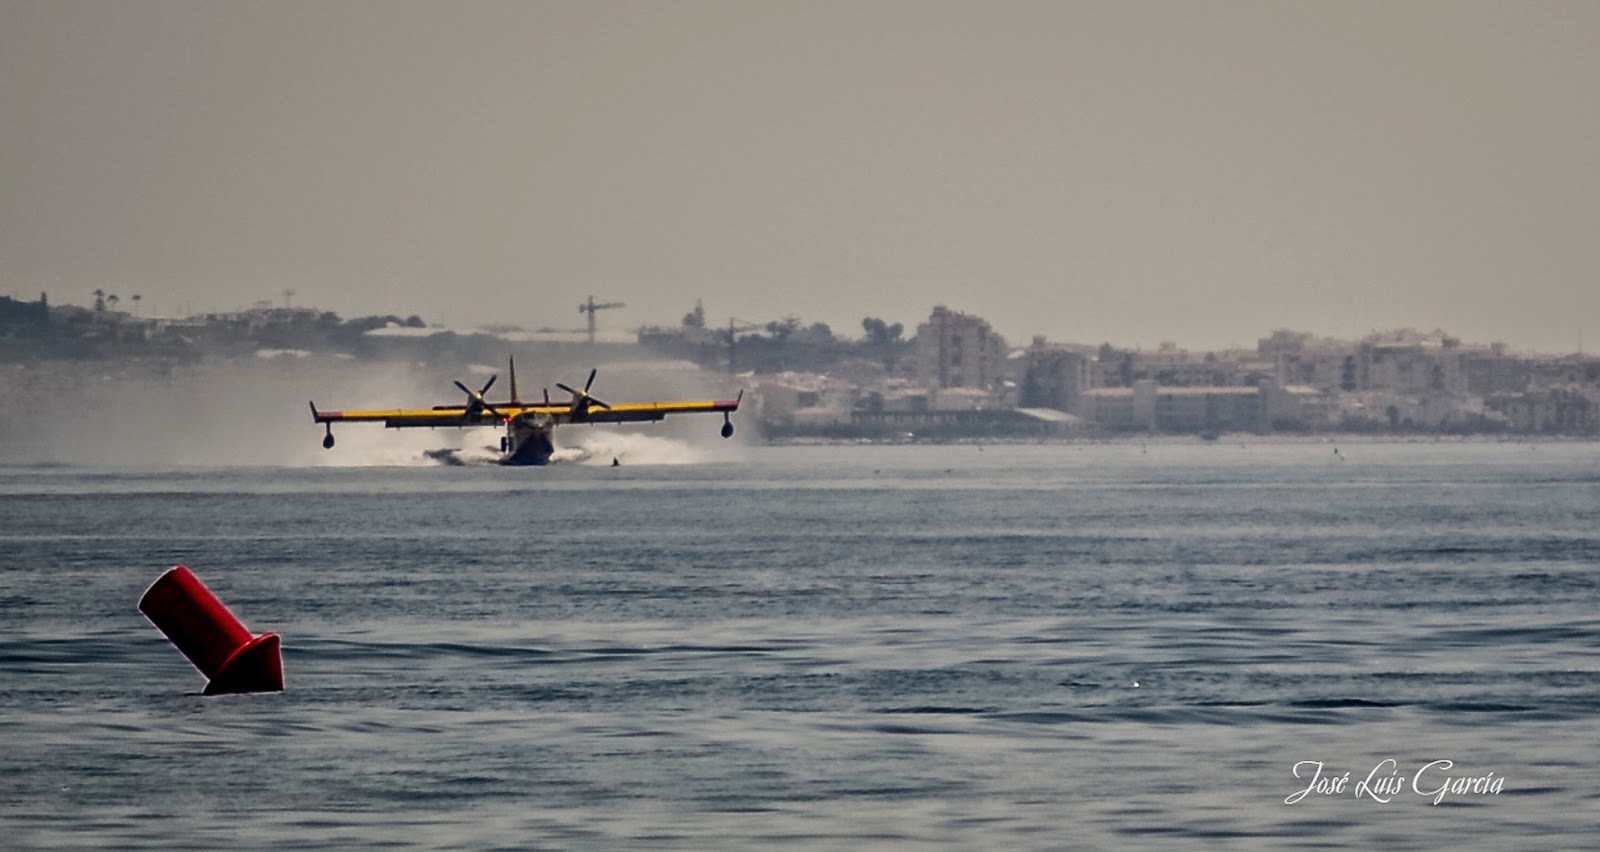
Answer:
913;305;1007;391
1020;337;1089;412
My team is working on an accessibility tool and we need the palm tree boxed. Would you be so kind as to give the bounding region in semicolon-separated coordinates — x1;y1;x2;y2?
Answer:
107;294;121;312
93;288;105;311
131;294;142;316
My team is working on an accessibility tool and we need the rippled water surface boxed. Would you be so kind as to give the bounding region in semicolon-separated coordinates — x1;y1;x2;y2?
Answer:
3;442;1598;848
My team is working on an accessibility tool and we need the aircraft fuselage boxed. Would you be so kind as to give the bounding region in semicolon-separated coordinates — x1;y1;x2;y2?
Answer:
502;412;557;466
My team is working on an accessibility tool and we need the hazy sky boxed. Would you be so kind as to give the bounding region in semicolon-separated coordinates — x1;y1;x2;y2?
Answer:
3;1;1596;352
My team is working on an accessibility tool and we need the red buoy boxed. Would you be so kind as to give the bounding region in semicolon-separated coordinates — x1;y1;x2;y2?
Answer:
138;566;283;695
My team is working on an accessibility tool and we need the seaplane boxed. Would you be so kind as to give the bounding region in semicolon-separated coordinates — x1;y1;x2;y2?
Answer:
309;359;740;466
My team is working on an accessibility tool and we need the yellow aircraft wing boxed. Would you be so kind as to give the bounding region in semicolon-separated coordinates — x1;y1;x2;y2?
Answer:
567;398;741;424
308;405;493;429
309;361;742;447
309;398;741;429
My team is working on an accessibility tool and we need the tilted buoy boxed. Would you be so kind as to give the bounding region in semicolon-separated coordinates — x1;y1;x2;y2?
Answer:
138;566;283;696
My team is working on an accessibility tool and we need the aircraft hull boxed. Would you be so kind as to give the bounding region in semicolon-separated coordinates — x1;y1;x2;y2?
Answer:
502;413;556;466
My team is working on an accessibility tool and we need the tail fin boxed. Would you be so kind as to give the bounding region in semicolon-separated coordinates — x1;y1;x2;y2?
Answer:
508;356;521;404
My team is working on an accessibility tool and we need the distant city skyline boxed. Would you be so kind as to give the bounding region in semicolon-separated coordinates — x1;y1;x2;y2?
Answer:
12;287;1588;358
4;2;1596;355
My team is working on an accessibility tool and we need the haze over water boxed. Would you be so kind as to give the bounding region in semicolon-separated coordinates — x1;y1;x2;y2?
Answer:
2;442;1597;848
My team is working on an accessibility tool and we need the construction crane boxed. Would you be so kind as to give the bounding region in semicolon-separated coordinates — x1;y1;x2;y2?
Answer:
578;295;625;345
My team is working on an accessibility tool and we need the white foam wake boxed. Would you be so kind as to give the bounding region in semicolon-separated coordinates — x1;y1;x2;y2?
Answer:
559;431;707;466
307;427;705;468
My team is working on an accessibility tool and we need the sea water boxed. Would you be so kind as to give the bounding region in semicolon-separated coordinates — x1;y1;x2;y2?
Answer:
2;441;1597;849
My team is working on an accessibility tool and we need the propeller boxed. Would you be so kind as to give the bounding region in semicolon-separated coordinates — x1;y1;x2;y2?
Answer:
555;368;611;411
453;374;505;420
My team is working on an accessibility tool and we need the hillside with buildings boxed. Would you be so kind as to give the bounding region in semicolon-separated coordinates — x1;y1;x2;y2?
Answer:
646;304;1600;439
3;292;1597;442
745;309;1598;439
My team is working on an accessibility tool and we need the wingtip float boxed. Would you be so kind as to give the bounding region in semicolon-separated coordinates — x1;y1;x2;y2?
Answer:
138;566;284;696
310;358;742;466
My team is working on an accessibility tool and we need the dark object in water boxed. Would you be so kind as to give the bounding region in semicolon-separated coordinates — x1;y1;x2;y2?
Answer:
424;448;467;466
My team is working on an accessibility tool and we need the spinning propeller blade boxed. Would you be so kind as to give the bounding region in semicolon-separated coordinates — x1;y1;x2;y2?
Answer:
558;370;610;410
454;374;504;420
